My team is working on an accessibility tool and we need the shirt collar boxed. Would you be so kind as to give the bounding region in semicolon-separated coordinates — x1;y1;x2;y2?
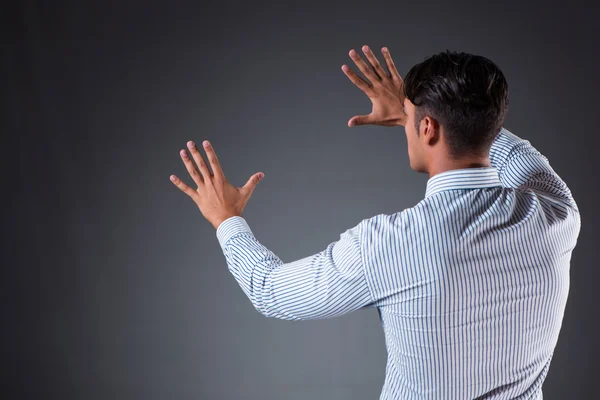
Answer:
425;167;502;198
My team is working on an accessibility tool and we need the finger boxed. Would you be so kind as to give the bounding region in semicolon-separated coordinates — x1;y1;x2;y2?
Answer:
341;64;373;95
241;172;264;196
348;114;376;127
348;48;379;84
362;45;387;80
169;174;198;199
186;140;213;183
200;140;225;181
381;47;403;83
179;148;204;187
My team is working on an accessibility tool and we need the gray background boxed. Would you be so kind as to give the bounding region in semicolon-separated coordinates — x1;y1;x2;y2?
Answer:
5;1;600;399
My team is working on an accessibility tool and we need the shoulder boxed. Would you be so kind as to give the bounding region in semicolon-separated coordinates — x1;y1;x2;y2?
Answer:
359;206;424;241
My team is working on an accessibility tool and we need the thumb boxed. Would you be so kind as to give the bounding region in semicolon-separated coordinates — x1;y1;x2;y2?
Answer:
348;114;376;127
242;172;264;194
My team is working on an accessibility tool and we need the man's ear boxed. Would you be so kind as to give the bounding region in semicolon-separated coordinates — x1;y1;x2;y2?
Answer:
422;117;442;147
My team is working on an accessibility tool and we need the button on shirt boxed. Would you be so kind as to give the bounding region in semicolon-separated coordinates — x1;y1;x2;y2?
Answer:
215;127;581;399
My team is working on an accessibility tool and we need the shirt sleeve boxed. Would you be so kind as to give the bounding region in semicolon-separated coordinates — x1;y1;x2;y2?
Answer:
489;127;579;212
215;215;375;320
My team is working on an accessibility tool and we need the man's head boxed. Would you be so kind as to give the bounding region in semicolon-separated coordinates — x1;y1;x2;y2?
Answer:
401;50;509;173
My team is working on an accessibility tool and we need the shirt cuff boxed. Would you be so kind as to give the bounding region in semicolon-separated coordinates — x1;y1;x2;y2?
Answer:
216;215;254;249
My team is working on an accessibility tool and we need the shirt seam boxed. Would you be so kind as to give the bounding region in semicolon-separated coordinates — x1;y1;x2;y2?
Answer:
358;220;377;305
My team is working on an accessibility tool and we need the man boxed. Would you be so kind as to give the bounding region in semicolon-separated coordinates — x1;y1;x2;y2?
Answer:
169;46;581;399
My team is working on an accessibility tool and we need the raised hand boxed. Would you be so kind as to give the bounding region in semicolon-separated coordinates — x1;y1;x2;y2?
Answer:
341;45;407;127
170;140;265;230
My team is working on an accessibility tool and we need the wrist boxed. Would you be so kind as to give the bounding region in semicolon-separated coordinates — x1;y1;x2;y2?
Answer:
212;214;240;230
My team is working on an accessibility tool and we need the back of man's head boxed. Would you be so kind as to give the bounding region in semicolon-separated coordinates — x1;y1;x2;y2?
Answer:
403;50;509;159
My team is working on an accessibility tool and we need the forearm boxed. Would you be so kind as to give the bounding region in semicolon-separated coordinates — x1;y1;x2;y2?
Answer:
216;216;290;318
489;127;540;178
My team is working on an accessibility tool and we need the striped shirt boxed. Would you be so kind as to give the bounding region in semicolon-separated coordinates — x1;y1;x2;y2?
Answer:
216;127;581;399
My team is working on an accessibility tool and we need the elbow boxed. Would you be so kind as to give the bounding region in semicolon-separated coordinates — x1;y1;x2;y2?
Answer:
254;303;274;318
248;271;303;321
249;296;276;319
253;302;302;321
255;303;282;319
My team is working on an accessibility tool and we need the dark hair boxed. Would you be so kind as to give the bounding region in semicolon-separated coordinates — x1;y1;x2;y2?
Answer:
403;50;509;159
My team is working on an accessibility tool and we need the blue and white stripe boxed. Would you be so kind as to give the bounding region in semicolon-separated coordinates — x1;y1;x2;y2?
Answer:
216;127;581;399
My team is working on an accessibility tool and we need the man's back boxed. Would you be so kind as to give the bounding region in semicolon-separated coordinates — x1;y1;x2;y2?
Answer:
216;127;581;399
361;127;581;399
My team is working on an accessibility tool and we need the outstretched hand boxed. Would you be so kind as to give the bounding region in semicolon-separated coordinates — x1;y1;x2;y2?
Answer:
341;45;407;127
170;140;264;230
